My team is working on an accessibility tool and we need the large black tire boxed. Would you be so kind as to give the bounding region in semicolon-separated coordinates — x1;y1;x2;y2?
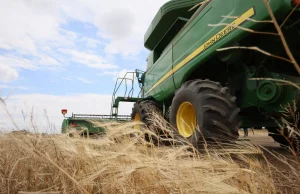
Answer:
170;79;241;147
269;128;300;152
271;134;300;152
131;100;167;145
268;128;289;146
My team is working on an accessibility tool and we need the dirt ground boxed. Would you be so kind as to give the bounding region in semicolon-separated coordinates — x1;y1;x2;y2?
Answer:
237;129;291;160
238;129;281;147
237;129;300;193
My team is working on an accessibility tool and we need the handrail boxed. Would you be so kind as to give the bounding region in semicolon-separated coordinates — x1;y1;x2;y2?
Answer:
110;69;146;117
110;72;136;116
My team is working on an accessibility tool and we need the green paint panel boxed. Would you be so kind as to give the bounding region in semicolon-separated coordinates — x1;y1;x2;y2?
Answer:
61;119;106;134
240;73;299;111
144;0;204;50
144;0;295;99
142;0;299;128
144;44;175;102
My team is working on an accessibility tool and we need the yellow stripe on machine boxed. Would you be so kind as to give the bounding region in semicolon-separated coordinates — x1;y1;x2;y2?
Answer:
146;7;255;95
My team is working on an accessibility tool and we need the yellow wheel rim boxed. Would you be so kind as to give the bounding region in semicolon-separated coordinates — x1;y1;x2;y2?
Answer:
176;102;196;138
133;113;141;130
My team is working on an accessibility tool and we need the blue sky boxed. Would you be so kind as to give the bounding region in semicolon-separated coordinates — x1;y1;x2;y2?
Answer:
0;20;146;95
0;0;168;132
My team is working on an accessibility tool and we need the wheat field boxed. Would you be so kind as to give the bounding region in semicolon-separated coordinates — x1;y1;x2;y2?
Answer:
0;120;299;194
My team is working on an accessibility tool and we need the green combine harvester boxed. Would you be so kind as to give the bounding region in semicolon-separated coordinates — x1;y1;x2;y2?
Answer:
62;0;300;147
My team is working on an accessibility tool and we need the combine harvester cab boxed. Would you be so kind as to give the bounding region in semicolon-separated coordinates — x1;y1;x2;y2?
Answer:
130;0;300;147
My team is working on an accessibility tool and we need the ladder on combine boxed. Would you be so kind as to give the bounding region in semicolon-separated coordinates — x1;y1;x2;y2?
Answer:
110;69;145;118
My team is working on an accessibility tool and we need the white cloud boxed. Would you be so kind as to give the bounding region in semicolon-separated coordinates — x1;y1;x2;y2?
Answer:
38;55;60;66
104;37;141;56
0;0;170;83
0;93;134;133
0;66;18;82
1;0;169;56
62;49;118;69
87;0;169;56
0;55;63;83
98;8;135;39
62;77;73;81
80;37;103;48
2;0;170;54
0;1;77;82
99;71;119;76
99;69;136;81
0;0;63;54
0;84;29;90
62;76;93;84
0;56;37;70
76;77;92;84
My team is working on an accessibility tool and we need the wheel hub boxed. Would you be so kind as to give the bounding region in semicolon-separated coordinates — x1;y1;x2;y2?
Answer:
134;113;141;130
176;102;197;138
256;81;282;103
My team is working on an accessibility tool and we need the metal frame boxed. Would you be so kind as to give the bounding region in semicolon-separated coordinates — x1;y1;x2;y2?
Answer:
110;69;145;117
72;113;131;120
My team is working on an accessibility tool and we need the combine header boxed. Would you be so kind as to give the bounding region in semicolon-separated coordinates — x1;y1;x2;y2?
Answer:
62;0;300;148
61;110;131;134
61;70;144;134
